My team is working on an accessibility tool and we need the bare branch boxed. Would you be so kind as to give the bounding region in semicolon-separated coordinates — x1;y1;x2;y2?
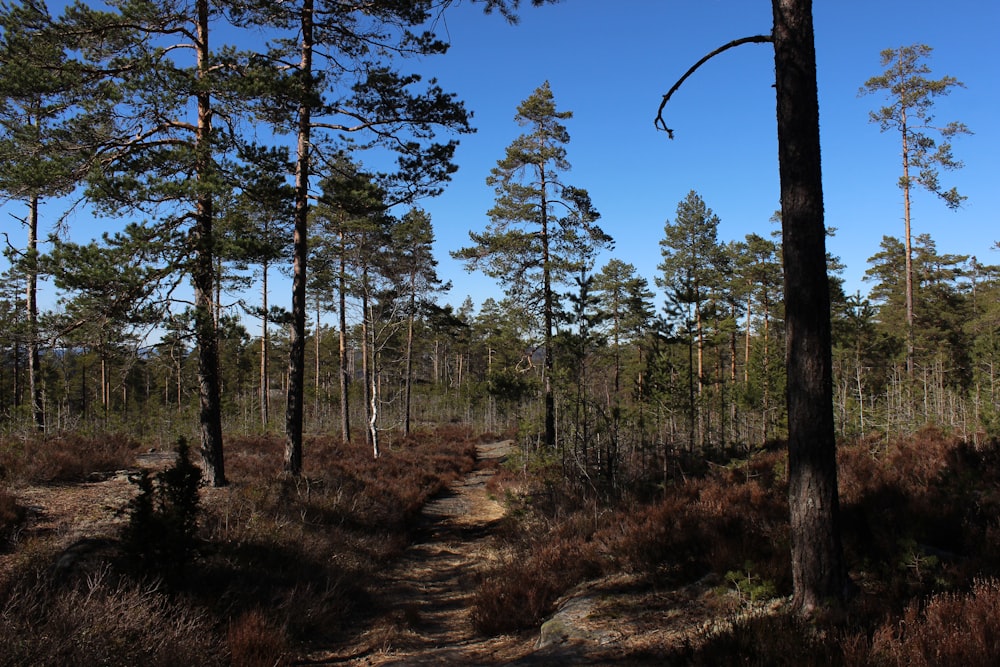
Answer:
655;34;773;138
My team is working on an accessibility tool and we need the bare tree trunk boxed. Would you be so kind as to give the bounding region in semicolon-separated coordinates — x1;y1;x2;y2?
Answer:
361;272;372;449
100;352;109;421
284;0;314;477
540;167;556;450
26;194;44;431
900;53;915;377
260;261;270;428
772;0;846;616
315;291;321;415
404;282;415;436
762;294;771;442
338;242;351;442
367;299;380;458
744;297;752;384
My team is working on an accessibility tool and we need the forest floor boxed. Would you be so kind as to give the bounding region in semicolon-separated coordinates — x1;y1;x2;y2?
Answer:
294;440;754;666
297;439;541;665
3;442;758;666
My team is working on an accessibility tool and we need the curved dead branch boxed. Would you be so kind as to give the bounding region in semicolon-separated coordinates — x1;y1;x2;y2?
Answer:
655;34;773;138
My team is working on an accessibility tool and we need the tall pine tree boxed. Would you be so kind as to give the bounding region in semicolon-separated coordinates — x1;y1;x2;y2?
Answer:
454;81;612;450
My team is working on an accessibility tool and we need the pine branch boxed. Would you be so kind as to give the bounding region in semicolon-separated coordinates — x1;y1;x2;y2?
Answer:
655;34;773;138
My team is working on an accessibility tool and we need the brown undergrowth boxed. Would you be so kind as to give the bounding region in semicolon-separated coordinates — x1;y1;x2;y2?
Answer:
0;425;479;666
474;427;1000;664
2;425;998;665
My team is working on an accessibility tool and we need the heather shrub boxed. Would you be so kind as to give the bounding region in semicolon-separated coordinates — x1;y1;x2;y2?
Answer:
838;429;1000;603
192;427;478;643
227;609;289;667
471;534;601;634
0;432;138;483
588;459;790;593
868;578;1000;666
0;567;223;667
673;608;842;666
473;445;794;635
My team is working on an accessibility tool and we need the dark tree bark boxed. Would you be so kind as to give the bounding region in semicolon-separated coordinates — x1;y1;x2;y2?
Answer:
26;194;44;431
771;0;846;616
194;0;225;486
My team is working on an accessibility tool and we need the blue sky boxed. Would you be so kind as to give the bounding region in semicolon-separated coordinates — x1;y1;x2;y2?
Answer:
418;0;999;311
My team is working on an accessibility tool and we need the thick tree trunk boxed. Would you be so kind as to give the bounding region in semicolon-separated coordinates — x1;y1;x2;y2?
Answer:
285;0;314;477
195;0;225;486
772;0;846;616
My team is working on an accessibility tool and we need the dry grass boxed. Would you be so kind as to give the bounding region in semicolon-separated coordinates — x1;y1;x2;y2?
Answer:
0;565;223;667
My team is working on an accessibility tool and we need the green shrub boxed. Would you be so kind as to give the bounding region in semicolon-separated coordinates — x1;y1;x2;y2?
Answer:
122;437;201;575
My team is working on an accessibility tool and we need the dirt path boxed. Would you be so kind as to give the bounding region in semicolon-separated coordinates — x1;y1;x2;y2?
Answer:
301;440;537;666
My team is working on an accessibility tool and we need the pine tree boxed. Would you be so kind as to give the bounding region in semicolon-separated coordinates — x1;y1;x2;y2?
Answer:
657;190;724;451
390;208;449;436
454;82;612;450
0;1;115;430
656;0;849;618
772;0;847;616
78;0;251;486
593;259;655;461
312;165;392;447
860;43;971;375
219;146;294;430
235;1;474;473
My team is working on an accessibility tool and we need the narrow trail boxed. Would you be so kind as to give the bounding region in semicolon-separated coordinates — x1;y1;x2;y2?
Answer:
305;439;536;666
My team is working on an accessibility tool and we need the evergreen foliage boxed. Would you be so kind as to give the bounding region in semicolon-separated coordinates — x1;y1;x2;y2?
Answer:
123;437;202;575
454;81;612;450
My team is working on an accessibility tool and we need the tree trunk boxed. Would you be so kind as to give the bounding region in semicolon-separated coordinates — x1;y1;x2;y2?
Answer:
366;299;380;458
900;87;915;376
194;0;225;486
762;292;771;442
315;291;321;414
360;268;372;449
260;260;269;428
540;166;556;450
284;0;314;477
404;276;415;436
26;193;44;431
338;239;351;442
772;0;846;616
